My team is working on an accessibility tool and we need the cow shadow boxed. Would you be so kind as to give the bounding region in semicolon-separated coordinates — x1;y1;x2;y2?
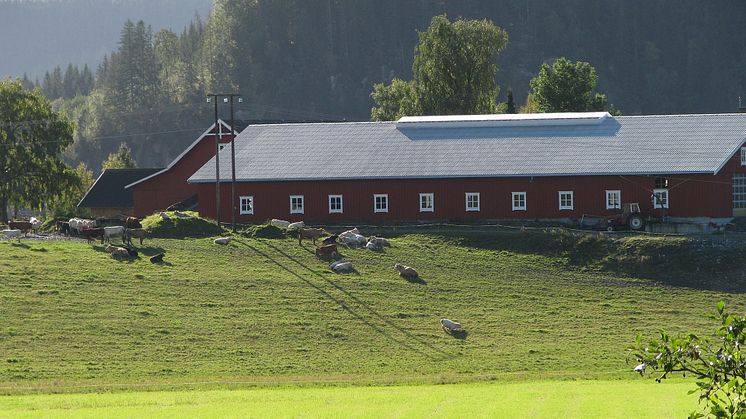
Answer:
10;242;30;249
446;329;468;340
403;275;427;285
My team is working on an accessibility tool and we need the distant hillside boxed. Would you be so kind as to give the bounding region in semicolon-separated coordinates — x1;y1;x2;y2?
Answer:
0;0;211;79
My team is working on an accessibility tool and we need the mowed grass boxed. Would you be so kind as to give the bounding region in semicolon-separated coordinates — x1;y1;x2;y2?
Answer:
0;380;697;418
0;229;743;394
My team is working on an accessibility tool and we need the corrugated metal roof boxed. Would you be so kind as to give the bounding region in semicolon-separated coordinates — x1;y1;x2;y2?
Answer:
188;113;746;183
79;168;162;208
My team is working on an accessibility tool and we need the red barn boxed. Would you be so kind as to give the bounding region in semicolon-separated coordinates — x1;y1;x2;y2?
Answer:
126;120;238;217
187;112;746;226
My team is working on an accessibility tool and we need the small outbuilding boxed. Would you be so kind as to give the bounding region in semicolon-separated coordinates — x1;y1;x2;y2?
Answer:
77;168;162;218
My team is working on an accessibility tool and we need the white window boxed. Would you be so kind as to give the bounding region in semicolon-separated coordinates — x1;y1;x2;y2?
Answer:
734;174;746;209
741;147;746;166
374;194;389;213
289;195;304;214
558;191;574;210
653;189;669;209
605;190;621;210
328;195;343;214
465;192;480;212
419;193;434;212
239;196;254;215
512;192;526;211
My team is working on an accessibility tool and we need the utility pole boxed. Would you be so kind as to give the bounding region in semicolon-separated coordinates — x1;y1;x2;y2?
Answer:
207;93;242;230
223;94;242;232
206;94;221;228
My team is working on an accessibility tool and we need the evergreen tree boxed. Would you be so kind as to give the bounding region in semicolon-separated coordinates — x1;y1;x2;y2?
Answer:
506;89;516;114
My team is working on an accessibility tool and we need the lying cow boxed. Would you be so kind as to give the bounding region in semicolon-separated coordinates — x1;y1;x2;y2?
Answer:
315;244;338;259
394;263;419;280
298;227;325;245
124;228;149;246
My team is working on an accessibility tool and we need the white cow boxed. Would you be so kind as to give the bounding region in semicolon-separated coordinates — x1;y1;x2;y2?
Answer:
103;226;125;243
270;219;291;229
286;221;305;231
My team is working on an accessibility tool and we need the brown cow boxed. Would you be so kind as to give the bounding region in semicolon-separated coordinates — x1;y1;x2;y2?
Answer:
8;221;33;236
81;227;105;244
298;228;326;245
315;244;338;259
125;217;142;229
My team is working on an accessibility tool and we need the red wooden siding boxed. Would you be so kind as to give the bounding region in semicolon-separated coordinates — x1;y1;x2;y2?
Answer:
131;130;233;217
195;172;740;223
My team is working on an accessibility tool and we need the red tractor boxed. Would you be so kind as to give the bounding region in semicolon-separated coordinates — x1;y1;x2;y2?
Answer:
604;203;645;231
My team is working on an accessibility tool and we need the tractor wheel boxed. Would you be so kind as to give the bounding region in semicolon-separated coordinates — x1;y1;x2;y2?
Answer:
606;225;614;232
628;215;645;231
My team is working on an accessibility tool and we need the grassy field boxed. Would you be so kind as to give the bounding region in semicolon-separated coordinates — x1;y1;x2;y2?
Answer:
0;379;697;418
0;226;744;414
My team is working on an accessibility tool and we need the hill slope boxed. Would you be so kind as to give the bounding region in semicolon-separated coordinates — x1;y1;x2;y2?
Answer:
0;230;743;393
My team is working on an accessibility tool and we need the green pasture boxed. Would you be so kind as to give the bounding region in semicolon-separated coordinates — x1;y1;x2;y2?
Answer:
0;226;744;415
0;379;697;418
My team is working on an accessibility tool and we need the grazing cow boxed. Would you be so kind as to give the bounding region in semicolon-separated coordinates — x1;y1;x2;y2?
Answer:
298;228;325;245
103;226;125;243
81;227;105;244
8;221;33;236
124;228;148;246
29;217;41;234
124;217;142;229
3;229;22;242
315;244;338;258
56;221;70;236
150;253;165;263
394;263;419;280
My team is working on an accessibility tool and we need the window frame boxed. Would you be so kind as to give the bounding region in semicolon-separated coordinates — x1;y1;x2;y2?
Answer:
511;192;527;211
605;190;621;210
558;191;574;210
328;194;343;214
373;194;389;213
653;188;669;209
741;147;746;166
289;195;305;214
419;193;434;213
239;195;254;215
465;192;481;212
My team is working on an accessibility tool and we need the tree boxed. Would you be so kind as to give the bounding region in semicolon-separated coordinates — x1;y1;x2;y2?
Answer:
371;14;508;120
46;162;95;218
528;57;612;113
629;302;745;418
0;79;75;222
506;89;516;114
102;143;137;170
370;78;419;122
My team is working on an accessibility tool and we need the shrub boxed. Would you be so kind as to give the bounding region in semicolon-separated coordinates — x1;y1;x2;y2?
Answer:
241;223;285;239
140;211;223;238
